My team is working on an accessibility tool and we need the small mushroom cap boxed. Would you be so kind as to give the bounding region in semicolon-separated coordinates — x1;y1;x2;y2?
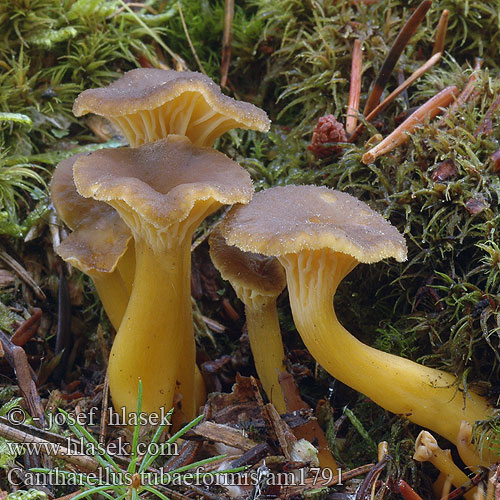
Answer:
73;135;253;236
209;227;286;297
73;69;270;147
50;154;132;273
219;185;407;263
413;430;438;461
51;154;98;231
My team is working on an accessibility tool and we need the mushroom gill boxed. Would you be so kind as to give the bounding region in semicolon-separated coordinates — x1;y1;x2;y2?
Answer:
73;69;270;147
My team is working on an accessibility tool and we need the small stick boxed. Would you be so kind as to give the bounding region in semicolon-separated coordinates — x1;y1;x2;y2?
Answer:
265;402;295;460
346;39;363;135
433;10;450;56
13;346;46;428
350;51;442;142
118;0;185;71
444;468;489;500
187;421;258;451
99;372;110;447
230;443;270;468
439;58;483;124
12;308;42;346
397;479;424;500
301;463;375;491
178;2;206;75
0;330;36;380
0;249;45;300
362;85;459;164
363;0;432;115
201;315;226;334
355;456;390;500
221;0;235;88
163;440;202;472
474;95;500;138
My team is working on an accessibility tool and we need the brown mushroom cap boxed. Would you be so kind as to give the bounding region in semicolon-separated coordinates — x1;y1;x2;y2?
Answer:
209;227;286;298
219;185;407;263
73;69;270;147
73;135;253;246
50;154;132;273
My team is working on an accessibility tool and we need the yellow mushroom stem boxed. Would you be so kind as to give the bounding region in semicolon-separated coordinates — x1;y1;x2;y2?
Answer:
236;289;287;414
95;234;205;427
458;420;487;470
413;431;475;500
90;270;129;331
279;248;495;449
170;242;202;429
432;450;454;498
108;200;218;419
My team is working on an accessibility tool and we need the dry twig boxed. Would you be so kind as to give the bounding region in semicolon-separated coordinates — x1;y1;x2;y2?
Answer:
362;85;459;164
0;249;45;300
363;0;432;115
346;39;363;135
178;2;206;75
99;372;110;447
433;9;450;55
286;463;375;496
221;0;235;88
186;421;258;451
350;51;442;142
355;455;390;500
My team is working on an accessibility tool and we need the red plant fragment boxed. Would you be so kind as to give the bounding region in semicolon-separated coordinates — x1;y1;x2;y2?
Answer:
308;115;347;159
490;149;500;172
466;196;489;215
431;159;457;181
397;479;424;500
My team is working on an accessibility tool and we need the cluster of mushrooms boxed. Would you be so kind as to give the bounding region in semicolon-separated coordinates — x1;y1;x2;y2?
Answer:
51;69;496;471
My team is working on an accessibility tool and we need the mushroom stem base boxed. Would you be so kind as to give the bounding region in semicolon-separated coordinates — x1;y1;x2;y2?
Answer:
108;239;193;421
245;300;287;414
280;249;495;452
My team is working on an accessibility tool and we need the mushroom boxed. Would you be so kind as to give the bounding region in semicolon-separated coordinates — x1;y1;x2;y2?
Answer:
73;69;270;147
209;227;288;413
457;420;486;470
413;430;475;500
218;185;495;446
50;154;132;329
72;135;253;419
51;154;205;418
